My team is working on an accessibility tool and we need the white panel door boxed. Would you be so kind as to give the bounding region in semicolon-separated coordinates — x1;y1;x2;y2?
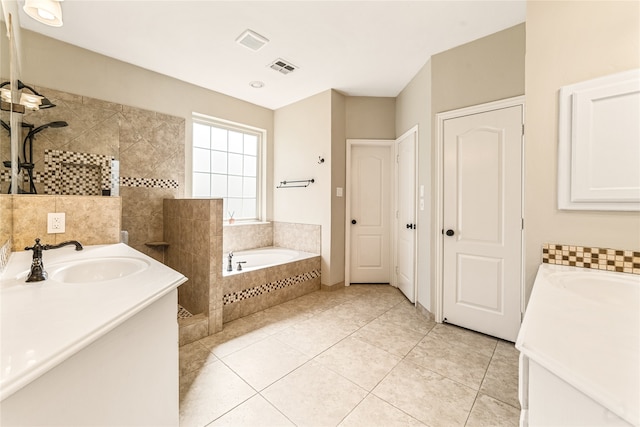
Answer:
396;132;416;302
350;145;391;283
443;106;522;342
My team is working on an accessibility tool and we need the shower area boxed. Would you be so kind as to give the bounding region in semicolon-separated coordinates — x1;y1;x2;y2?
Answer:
164;198;224;345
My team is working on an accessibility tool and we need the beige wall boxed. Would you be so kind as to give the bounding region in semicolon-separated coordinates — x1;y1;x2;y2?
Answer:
524;1;640;300
330;91;347;285
345;96;396;139
273;90;334;283
432;23;525;114
20;30;275;219
395;59;432;310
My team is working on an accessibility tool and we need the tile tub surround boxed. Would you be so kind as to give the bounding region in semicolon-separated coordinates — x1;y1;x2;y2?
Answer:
179;285;520;427
273;221;321;254
222;221;321;254
222;256;321;323
223;222;273;253
543;243;640;275
164;198;224;343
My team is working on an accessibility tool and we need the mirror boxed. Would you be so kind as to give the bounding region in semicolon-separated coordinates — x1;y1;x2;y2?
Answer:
1;4;119;197
1;0;23;196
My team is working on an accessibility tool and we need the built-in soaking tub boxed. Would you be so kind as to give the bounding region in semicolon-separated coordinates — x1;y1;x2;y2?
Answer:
223;247;317;275
221;247;321;322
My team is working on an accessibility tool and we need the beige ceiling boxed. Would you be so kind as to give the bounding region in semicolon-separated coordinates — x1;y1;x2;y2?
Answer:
18;1;526;110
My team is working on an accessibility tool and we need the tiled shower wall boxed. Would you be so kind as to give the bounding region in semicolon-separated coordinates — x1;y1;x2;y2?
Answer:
164;198;224;338
0;83;185;262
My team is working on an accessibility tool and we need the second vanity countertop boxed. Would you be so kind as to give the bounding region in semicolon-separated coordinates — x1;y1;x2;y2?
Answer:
0;243;187;401
516;263;640;425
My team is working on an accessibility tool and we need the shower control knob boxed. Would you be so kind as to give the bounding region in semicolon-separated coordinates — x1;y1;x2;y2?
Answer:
351;219;357;225
445;229;455;236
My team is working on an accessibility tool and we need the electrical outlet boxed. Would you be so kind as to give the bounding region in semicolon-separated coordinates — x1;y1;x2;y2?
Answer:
47;212;66;234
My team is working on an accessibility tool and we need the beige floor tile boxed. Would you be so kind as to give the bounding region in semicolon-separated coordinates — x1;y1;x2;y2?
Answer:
274;315;359;357
179;341;218;377
209;394;295;426
373;360;477;427
314;299;386;328
378;299;436;335
262;360;368;427
429;323;498;357
339;394;427;427
465;393;520;427
405;334;492;389
198;325;269;358
352;316;426;357
480;342;520;408
179;359;255;427
222;336;310;391
315;336;402;391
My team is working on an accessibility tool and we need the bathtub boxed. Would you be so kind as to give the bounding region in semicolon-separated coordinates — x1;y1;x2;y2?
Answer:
221;247;321;322
223;247;318;275
517;264;639;426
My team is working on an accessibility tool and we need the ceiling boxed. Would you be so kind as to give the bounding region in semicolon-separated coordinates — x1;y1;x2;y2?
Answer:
17;1;526;110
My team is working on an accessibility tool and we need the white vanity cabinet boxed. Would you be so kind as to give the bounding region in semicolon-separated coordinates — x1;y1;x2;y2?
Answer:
516;264;639;427
0;244;187;426
521;356;633;426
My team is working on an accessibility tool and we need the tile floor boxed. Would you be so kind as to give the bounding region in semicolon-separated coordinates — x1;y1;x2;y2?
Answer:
179;285;521;427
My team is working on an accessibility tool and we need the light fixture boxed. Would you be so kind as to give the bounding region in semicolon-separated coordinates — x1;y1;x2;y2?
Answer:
0;80;56;111
23;0;63;27
249;81;265;89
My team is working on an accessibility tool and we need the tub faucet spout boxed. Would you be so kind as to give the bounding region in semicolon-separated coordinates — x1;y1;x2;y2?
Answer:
227;252;233;272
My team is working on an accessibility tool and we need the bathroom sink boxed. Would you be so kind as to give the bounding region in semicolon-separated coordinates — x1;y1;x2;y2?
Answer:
548;271;640;305
49;257;150;284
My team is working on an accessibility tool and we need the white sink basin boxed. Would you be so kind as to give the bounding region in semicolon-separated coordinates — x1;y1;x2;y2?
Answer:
49;257;150;283
548;270;640;306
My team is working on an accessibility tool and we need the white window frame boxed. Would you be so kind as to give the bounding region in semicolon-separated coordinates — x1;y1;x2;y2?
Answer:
191;112;267;222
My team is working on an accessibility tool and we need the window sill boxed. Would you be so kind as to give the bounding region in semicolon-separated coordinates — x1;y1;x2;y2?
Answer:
224;221;270;227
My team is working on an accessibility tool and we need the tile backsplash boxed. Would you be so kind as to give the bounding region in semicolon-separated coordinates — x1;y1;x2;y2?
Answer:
543;243;640;275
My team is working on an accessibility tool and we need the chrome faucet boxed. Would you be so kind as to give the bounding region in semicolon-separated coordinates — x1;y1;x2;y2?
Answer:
24;238;83;282
227;252;233;272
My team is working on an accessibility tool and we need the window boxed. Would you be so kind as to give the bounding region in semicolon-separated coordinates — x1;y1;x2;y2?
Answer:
192;114;264;221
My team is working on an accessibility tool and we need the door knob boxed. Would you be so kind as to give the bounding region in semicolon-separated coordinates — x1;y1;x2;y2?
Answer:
406;224;416;229
445;229;454;236
351;219;357;225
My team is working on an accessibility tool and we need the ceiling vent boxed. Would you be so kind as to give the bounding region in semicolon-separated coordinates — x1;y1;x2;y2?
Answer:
269;58;298;75
236;29;269;51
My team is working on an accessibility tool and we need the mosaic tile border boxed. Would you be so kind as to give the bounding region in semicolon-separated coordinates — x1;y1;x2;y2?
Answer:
543;243;640;275
1;169;179;190
120;176;179;189
223;269;321;305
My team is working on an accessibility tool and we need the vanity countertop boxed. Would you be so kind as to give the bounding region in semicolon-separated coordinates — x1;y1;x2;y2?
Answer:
0;243;187;401
516;263;640;425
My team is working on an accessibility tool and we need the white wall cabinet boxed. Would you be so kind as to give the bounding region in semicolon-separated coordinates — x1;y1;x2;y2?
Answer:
558;69;640;211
